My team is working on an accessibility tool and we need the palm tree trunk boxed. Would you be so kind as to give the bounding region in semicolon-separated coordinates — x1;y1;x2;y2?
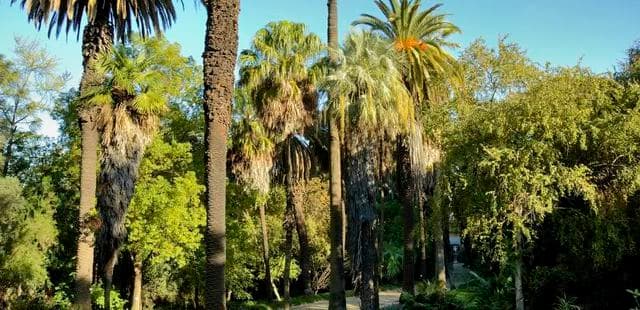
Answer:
327;1;346;308
258;201;272;300
202;0;239;309
344;133;379;310
98;135;146;310
292;185;312;295
75;15;113;310
131;259;143;310
397;134;415;294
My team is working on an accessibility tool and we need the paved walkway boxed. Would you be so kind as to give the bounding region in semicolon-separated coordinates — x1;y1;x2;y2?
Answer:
292;262;472;309
291;289;401;309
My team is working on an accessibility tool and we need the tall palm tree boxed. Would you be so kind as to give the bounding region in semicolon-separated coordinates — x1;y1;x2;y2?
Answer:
201;0;239;308
327;0;347;309
239;21;324;301
10;2;180;308
323;31;413;309
229;89;275;300
83;36;188;309
353;0;460;292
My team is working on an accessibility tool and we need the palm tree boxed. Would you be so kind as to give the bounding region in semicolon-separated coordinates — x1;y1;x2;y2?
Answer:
327;0;347;309
229;89;275;300
201;0;239;308
353;0;460;292
83;36;188;309
10;2;180;308
239;21;324;302
323;31;413;309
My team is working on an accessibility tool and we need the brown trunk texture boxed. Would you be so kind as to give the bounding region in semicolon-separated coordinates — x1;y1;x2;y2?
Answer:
131;260;142;310
344;133;379;310
283;203;295;310
291;184;312;295
327;1;346;307
418;196;427;280
202;0;239;308
75;14;113;310
434;201;447;289
397;134;415;294
258;202;272;300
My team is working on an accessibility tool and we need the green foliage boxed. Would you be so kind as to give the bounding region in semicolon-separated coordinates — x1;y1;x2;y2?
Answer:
91;282;127;310
0;37;67;177
353;0;460;102
322;31;413;134
238;20;324;141
126;138;205;267
0;176;57;304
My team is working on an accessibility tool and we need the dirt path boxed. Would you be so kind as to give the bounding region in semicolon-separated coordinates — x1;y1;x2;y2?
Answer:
291;289;401;309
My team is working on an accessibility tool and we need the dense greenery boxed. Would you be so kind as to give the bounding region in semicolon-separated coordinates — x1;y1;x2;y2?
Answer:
2;0;640;309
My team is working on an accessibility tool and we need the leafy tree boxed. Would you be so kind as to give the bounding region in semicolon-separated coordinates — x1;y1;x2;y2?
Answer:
0;37;67;177
459;37;541;103
125;138;205;310
445;67;626;310
0;176;57;307
616;40;640;84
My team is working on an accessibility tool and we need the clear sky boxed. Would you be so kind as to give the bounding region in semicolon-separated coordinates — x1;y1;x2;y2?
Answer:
1;0;639;136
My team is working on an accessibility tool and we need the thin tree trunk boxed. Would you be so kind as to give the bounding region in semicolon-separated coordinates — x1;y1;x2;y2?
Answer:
283;206;294;310
434;201;447;289
515;256;524;310
2;128;15;176
397;135;415;294
131;260;143;310
327;1;346;307
514;234;524;310
418;196;427;281
75;15;113;310
202;0;239;309
443;200;453;286
103;250;118;310
258;201;272;300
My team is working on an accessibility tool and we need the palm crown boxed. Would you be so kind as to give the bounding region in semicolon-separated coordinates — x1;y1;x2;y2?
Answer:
353;0;460;102
239;21;324;141
11;0;180;39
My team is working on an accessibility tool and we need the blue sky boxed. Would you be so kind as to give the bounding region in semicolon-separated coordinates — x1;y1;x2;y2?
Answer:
1;0;639;136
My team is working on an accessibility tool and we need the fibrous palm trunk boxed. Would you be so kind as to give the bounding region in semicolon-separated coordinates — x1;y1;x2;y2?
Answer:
397;134;415;294
327;0;346;308
292;187;312;295
202;0;239;309
75;13;113;310
344;132;379;310
97;111;148;309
